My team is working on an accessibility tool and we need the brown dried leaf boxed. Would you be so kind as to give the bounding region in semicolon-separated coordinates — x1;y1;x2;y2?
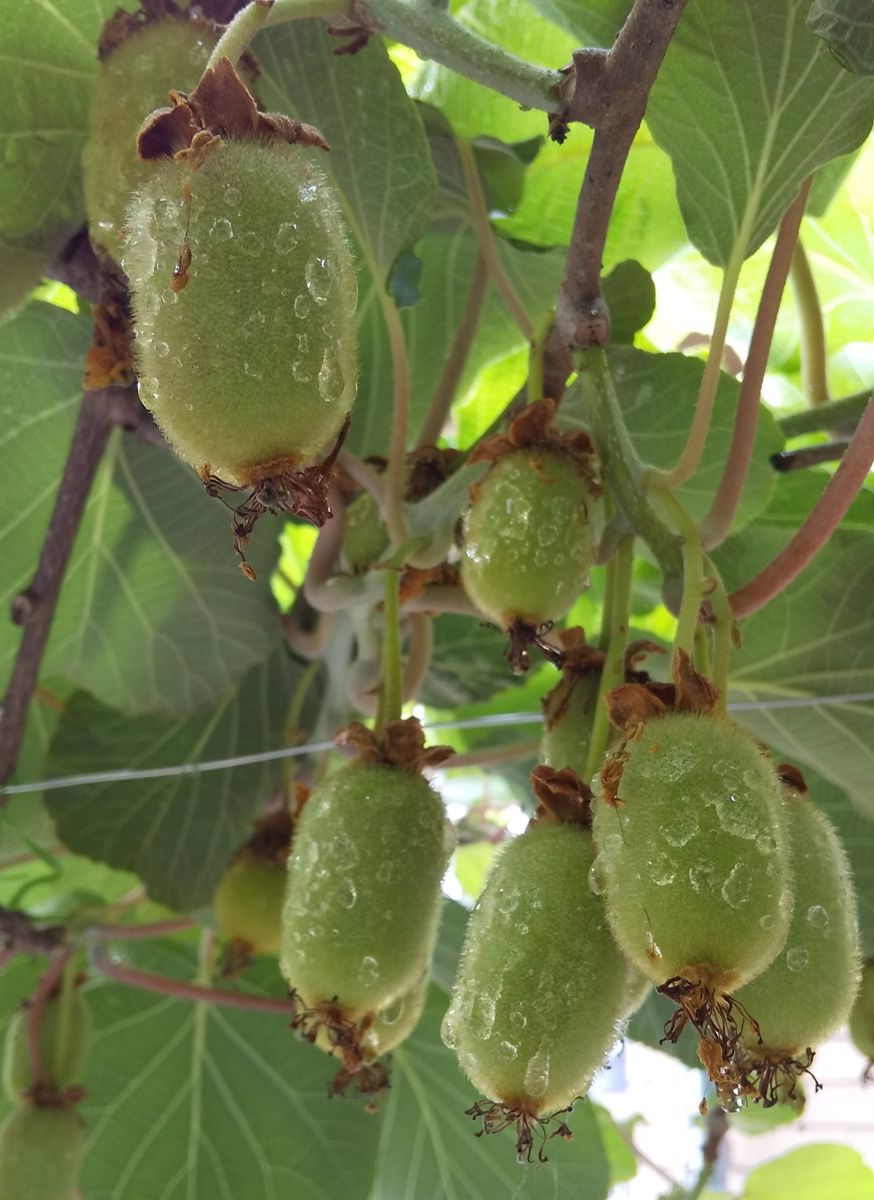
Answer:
530;765;592;827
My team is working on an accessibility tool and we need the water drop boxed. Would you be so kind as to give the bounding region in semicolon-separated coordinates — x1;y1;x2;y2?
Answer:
650;852;677;886
714;792;757;839
498;1041;518;1062
298;333;309;356
358;955;380;986
224;184;242;207
663;807;698;847
587;857;605;896
160;288;178;306
689;863;716;893
757;834;778;856
239;230;262;256
292;360;312;383
508;1010;527;1032
332;831;358;868
299;182;319;203
523;1047;550;1098
209;217;234;242
243;311;266;337
380;995;405;1026
497;887;520;916
294;293;312;319
721;862;752;908
155;340;170;359
786;947;810;972
719;1086;746;1114
440;1010;457;1049
806;905;829;929
759;913;775;930
305;256;330;304
275;221;300;253
337;879;357;909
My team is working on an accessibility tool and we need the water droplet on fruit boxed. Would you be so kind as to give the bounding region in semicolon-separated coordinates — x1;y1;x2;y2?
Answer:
305;256;330;304
587;857;605;896
689;863;716;893
299;182;319;203
243;311;266;337
650;852;677;886
663;808;698;847
160;288;177;306
497;887;519;916
719;1086;746;1113
358;955;380;986
523;1047;550;1098
440;1010;457;1048
508;1009;527;1032
224;185;242;207
721;862;752;908
759;913;775;930
806;904;828;928
380;995;405;1026
298;333;309;356
337;879;357;909
210;217;234;242
498;1041;518;1062
714;792;757;839
757;834;778;856
275;222;300;253
660;746;693;782
155;340;170;359
332;831;357;868
239;231;262;256
786;947;810;972
294;293;311;319
292;360;312;383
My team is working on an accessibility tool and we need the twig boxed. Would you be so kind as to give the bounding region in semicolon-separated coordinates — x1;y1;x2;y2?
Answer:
457;140;532;341
545;0;688;393
791;239;829;408
688;1105;729;1200
0;385;140;788
375;568;403;733
90;944;299;1014
730;394;874;618
0;906;65;956
302;486;380;612
701;178;811;550
779;391;870;438
281;590;337;659
89;917;196;941
416;255;488;448
401;585;487;620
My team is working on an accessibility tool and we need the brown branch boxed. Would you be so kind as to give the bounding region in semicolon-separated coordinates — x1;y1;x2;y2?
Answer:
544;0;688;398
701;178;811;550
0;906;66;956
90;944;297;1015
730;394;874;618
0;384;142;788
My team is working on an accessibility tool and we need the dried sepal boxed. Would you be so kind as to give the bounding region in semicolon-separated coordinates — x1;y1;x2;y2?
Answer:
530;765;593;827
468;399;594;481
335;717;453;774
465;1099;574;1165
605;648;720;735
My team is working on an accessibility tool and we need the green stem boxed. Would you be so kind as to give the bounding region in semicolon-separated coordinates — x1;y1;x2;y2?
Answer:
457;139;532;341
379;289;412;550
647;247;745;490
527;311;553;407
375;568;403;733
580;349;683;595
585;535;635;782
778;390;870;438
367;0;563;113
280;659;322;800
653;490;703;660
705;557;732;715
790;239;829;408
693;624;711;678
206;0;338;70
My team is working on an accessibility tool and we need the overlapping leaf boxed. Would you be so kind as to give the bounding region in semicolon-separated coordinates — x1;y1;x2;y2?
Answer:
809;0;874;75
647;0;874;265
528;0;632;47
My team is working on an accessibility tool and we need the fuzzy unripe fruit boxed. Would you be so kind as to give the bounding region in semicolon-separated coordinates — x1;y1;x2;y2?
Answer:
82;17;215;261
849;959;874;1064
124;139;357;487
461;448;593;634
0;1104;86;1200
214;857;288;957
593;713;791;992
444;821;628;1125
341;490;388;573
280;763;453;1021
3;991;91;1103
736;794;859;1061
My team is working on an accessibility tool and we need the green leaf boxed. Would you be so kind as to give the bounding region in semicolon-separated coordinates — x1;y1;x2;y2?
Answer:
809;0;874;75
527;0;632;47
72;946;379;1200
0;304;282;717
563;347;784;530
626;989;702;1071
254;21;437;279
647;0;874;266
44;649;317;910
742;1144;874;1200
602;260;656;344
591;1104;637;1184
423;615;525;708
430;899;470;994
0;0;133;258
0;238;50;323
717;475;874;814
374;985;612;1198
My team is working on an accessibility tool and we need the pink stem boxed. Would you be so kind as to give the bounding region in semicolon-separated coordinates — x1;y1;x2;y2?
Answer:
90;917;195;941
28;951;72;1085
730;395;874;618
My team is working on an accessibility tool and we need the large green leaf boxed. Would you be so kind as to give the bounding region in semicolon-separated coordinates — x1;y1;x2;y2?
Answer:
65;946;378;1200
742;1144;874;1200
44;649;315;910
0;304;282;717
423;615;525;708
528;0;632;47
376;985;612;1199
647;0;874;266
0;0;131;254
718;475;874;814
808;0;874;75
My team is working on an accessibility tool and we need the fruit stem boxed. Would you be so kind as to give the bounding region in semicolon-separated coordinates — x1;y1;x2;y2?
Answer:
585;534;635;782
730;393;874;618
402;613;434;706
380;291;412;549
581;349;684;598
457;138;533;341
527;310;554;407
206;0;339;71
700;178;811;551
281;659;323;801
705;557;732;715
693;625;711;679
416;255;488;448
790;237;829;409
375;567;404;733
28;949;73;1087
654;490;703;661
86;917;196;941
89;944;297;1015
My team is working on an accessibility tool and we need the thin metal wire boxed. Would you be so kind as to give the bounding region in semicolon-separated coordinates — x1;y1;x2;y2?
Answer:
2;693;873;797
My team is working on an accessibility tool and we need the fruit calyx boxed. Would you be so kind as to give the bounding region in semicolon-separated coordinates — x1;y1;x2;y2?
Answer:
529;764;593;828
738;1046;820;1110
465;1098;574;1165
335;717;453;774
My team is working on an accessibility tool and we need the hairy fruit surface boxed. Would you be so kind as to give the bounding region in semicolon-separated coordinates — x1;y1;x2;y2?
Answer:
124;138;357;488
214;856;288;958
0;1104;86;1200
3;989;91;1104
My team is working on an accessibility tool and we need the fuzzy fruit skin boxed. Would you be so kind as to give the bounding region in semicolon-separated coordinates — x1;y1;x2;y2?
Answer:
82;18;214;261
444;822;628;1118
341;491;388;573
280;763;453;1017
3;992;91;1103
540;670;601;780
360;975;428;1061
850;959;874;1061
124;139;357;486
214;857;287;956
0;1104;86;1200
461;449;593;630
592;713;791;990
735;796;859;1057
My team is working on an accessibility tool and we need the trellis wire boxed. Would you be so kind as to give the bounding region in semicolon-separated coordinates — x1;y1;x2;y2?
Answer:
2;691;873;796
